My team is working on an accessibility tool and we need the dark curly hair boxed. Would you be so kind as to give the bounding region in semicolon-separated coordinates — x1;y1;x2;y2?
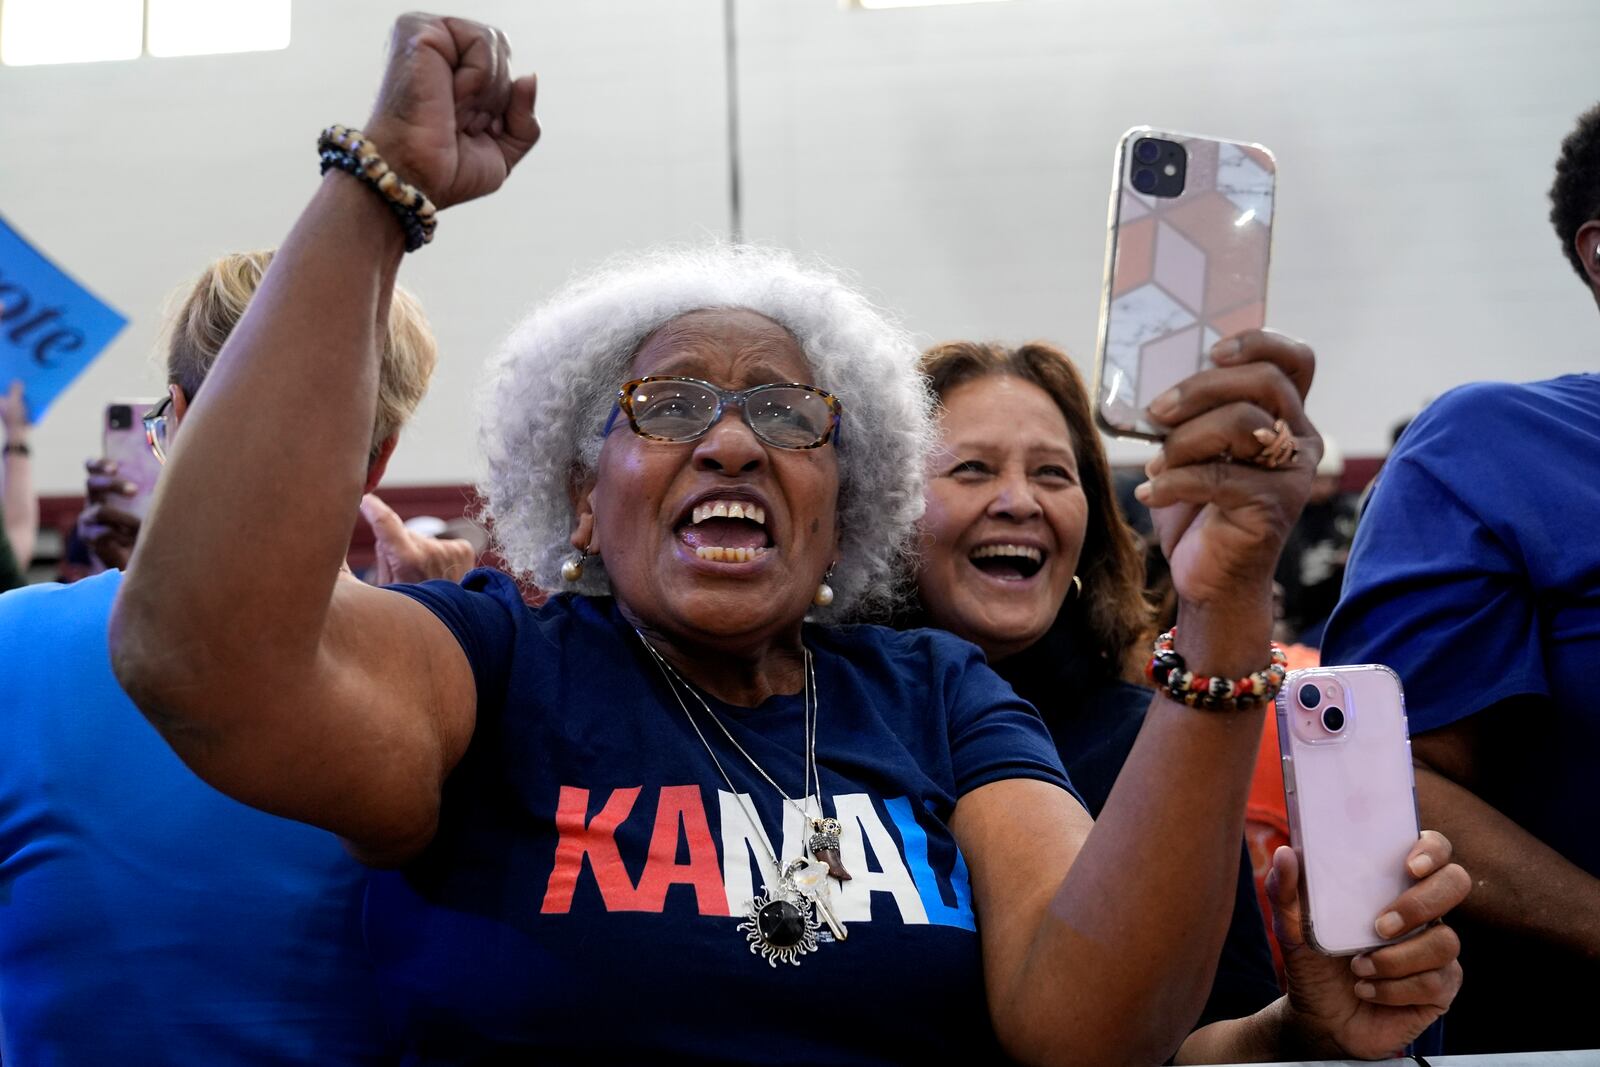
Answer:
1549;102;1600;283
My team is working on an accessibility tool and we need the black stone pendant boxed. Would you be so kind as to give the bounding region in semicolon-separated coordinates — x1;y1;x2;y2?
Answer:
756;899;805;948
737;886;820;967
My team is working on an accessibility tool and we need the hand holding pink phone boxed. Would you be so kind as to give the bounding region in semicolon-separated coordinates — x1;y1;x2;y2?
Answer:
1276;665;1420;955
1264;829;1467;1058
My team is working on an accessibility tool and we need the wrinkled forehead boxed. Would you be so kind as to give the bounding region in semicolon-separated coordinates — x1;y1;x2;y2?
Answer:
629;308;815;385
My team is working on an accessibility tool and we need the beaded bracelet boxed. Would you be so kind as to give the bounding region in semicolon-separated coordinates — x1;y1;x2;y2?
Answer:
1144;628;1287;711
317;125;438;252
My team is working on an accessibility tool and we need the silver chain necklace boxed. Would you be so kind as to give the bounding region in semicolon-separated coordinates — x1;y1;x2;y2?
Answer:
634;631;849;966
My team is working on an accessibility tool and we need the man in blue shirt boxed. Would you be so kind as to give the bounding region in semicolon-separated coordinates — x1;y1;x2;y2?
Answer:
1323;106;1600;1053
0;251;470;1063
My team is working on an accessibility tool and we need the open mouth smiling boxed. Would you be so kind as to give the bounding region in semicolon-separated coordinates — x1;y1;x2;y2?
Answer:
676;496;775;564
967;542;1046;581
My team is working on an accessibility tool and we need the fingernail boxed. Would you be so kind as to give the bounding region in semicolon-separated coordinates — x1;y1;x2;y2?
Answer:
1144;454;1166;478
1211;337;1243;363
1148;389;1180;420
1252;427;1278;446
1375;911;1404;938
1408;853;1434;877
1133;480;1152;504
1350;955;1376;977
1354;981;1376;1000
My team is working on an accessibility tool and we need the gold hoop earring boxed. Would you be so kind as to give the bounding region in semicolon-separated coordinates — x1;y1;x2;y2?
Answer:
1069;575;1083;600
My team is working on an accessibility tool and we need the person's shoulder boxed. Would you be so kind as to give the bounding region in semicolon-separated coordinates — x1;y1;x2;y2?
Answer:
1383;375;1600;505
1403;380;1523;444
817;620;986;669
391;566;541;623
0;570;120;629
452;566;532;606
1405;375;1599;451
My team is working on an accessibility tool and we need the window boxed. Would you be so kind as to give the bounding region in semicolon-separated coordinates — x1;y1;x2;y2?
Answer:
147;0;289;58
0;0;141;66
0;0;289;66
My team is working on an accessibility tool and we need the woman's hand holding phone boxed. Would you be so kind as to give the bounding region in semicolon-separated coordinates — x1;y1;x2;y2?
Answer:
1135;331;1320;676
77;458;143;571
1270;831;1469;1059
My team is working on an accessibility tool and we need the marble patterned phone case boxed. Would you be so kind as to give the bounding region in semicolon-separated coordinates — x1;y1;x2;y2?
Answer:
1093;127;1277;440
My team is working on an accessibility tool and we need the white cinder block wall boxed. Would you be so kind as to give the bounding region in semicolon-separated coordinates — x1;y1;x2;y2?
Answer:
2;0;1598;491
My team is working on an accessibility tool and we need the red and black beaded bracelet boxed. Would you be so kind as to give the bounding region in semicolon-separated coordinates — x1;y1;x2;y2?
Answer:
316;125;438;252
1145;628;1287;711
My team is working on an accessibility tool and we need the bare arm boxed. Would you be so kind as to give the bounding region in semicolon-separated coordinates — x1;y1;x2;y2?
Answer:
112;164;471;861
1413;704;1600;959
1;381;37;567
956;673;1271;1066
110;15;540;863
1178;1002;1291;1065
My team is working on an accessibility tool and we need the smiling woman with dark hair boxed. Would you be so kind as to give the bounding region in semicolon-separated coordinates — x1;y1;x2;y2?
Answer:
110;13;1466;1063
914;342;1148;671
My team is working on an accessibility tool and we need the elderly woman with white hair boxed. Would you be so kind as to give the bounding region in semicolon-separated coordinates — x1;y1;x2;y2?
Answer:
112;14;1464;1065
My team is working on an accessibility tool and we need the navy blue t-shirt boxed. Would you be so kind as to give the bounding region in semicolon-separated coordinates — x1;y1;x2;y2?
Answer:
1323;374;1600;1052
374;571;1077;1064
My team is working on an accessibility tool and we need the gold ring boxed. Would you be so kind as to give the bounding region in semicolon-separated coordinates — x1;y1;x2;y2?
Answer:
1251;419;1297;469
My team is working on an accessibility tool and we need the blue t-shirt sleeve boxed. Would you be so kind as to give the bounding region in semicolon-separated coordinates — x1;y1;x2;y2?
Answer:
387;567;526;710
1323;384;1548;733
931;632;1080;803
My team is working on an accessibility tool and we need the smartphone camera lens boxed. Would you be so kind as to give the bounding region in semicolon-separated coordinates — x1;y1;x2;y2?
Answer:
1297;683;1321;710
1128;137;1186;198
1321;706;1346;733
108;404;133;431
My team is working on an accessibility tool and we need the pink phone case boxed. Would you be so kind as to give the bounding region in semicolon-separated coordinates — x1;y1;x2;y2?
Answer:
103;400;162;520
1093;127;1276;440
1276;665;1422;956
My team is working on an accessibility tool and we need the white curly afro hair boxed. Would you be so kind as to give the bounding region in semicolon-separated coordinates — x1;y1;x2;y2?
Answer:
477;243;936;620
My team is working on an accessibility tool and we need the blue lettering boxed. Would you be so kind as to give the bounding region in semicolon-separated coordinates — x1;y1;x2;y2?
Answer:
884;796;975;931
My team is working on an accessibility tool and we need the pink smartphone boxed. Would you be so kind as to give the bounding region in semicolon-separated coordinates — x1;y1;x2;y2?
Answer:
1276;665;1422;956
103;400;162;519
1092;127;1277;440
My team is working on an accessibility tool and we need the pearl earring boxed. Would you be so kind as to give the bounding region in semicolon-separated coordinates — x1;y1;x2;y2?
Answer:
813;564;835;608
562;548;589;583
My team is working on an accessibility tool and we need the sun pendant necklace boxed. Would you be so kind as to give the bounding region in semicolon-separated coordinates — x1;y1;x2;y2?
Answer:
635;631;848;967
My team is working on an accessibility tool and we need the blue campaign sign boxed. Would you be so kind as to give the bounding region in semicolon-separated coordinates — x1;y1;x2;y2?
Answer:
0;214;128;421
